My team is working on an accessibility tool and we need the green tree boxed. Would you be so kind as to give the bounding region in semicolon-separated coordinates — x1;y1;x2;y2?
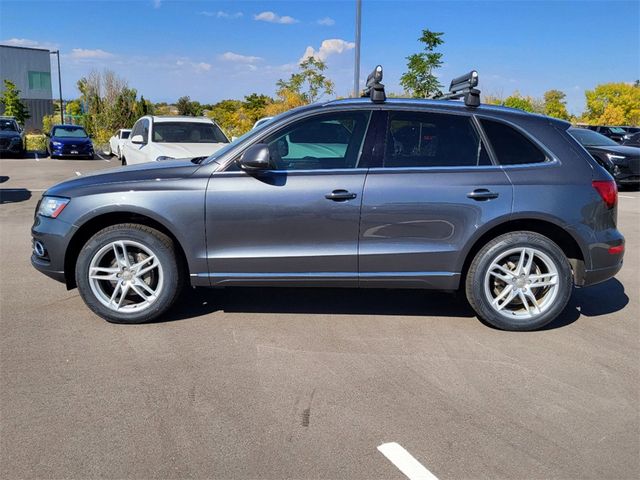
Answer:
176;96;203;116
242;93;272;123
503;94;534;112
399;29;444;98
0;80;30;125
583;82;640;125
276;57;334;104
543;90;570;120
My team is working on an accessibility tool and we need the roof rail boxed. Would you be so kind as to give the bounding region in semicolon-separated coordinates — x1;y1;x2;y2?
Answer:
361;65;386;103
434;70;480;107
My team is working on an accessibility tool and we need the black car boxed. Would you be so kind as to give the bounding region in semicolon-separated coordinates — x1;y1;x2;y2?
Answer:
569;127;640;187
0;116;26;157
622;132;640;147
621;127;640;144
585;125;628;143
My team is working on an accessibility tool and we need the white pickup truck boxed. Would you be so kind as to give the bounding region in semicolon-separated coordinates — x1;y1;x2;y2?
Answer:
121;116;229;165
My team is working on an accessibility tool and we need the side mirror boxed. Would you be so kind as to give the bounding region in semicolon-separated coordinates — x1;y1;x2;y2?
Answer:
238;144;273;171
131;134;144;145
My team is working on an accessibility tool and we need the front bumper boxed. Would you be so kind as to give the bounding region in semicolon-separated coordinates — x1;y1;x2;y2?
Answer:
50;144;94;157
0;139;24;154
31;214;77;285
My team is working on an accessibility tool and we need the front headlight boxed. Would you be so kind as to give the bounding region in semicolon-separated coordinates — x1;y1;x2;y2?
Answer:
606;153;626;163
155;156;175;162
52;141;63;147
37;196;70;218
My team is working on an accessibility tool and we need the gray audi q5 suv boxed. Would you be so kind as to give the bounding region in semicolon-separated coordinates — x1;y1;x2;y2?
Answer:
31;70;624;331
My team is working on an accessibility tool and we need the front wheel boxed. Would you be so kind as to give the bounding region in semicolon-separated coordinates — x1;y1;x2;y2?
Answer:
465;231;573;331
75;224;184;323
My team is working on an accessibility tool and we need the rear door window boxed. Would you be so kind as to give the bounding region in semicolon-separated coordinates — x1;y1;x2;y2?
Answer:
480;119;547;165
382;111;492;168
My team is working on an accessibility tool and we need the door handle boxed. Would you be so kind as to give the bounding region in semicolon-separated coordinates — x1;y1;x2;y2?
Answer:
467;188;499;201
325;189;357;201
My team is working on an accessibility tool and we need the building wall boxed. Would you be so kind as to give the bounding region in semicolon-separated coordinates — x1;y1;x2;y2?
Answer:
0;45;54;130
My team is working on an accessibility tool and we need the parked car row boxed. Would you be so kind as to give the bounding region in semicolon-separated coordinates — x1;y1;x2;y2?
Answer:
569;128;640;188
582;125;640;144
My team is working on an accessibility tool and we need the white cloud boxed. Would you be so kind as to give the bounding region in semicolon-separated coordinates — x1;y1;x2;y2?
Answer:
153;0;161;9
254;11;298;24
176;59;212;73
199;11;243;19
1;38;58;50
220;51;262;63
317;17;335;26
300;39;355;62
70;48;114;59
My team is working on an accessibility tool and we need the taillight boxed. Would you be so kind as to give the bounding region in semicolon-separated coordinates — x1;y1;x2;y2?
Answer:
592;180;617;209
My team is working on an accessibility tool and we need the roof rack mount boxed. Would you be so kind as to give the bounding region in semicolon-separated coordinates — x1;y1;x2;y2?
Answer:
435;70;480;107
361;65;386;104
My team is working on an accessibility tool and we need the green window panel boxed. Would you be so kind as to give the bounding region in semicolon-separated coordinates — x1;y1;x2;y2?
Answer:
28;71;51;90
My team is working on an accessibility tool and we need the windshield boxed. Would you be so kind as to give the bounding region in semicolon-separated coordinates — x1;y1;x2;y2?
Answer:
52;126;88;138
121;130;130;139
569;128;619;147
0;120;18;132
152;122;229;144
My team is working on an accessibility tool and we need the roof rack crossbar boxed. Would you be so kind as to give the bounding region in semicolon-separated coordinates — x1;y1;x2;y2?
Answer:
434;70;481;107
361;65;386;104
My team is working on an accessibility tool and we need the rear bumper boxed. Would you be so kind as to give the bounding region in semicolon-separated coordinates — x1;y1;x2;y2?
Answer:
580;261;623;287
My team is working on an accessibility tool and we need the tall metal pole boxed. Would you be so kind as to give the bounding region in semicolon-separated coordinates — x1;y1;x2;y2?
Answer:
51;50;63;124
353;0;362;97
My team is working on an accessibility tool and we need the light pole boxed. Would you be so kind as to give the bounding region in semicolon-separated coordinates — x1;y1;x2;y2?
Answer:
353;0;362;97
50;50;63;124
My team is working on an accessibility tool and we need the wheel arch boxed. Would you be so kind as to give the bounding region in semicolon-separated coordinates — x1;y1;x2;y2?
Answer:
63;211;190;290
459;217;588;288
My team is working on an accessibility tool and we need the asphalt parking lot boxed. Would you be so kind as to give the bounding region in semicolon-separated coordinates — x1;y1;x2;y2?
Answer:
1;154;639;479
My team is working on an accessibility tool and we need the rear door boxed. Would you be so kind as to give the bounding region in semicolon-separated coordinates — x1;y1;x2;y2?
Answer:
359;109;513;289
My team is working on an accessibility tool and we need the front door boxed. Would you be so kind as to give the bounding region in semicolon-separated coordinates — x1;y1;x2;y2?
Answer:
359;109;513;289
204;110;373;287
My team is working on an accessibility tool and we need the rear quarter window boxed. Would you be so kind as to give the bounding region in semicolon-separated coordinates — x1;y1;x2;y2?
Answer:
480;119;547;165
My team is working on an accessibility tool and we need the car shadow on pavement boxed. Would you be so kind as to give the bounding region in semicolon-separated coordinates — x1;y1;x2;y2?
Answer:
164;287;476;322
0;188;32;204
0;176;8;183
541;278;629;330
162;278;629;329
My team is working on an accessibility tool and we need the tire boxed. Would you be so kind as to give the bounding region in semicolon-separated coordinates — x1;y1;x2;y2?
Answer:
75;224;184;324
465;231;573;331
121;156;127;166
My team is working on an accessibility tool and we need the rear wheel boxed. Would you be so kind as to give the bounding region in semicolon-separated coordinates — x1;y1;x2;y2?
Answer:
465;231;573;331
75;224;183;323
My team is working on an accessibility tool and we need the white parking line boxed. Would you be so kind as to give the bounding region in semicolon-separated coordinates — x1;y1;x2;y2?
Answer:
75;171;81;176
96;152;110;162
377;443;439;480
34;152;39;162
619;195;637;199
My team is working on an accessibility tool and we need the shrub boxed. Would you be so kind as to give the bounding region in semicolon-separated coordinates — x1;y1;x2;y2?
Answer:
25;134;46;152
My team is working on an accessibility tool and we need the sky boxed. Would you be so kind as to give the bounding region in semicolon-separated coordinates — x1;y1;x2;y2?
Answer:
1;0;638;115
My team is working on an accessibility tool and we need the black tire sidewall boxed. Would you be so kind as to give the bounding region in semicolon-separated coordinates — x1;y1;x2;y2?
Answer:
466;232;573;331
75;225;182;324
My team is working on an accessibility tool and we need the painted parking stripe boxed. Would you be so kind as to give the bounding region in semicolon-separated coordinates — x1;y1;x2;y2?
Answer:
377;443;439;480
619;195;636;199
96;152;110;162
75;171;81;176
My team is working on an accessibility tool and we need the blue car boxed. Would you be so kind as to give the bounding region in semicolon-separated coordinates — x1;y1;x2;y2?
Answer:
47;124;95;159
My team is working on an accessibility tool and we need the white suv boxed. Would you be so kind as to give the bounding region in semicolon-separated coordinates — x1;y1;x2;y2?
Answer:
122;116;229;165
